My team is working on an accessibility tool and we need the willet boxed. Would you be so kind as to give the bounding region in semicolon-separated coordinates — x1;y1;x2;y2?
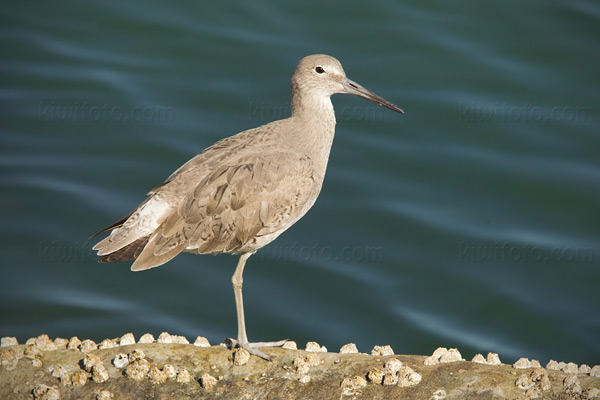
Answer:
93;54;403;360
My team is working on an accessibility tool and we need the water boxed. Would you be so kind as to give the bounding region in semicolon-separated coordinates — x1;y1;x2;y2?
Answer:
1;0;599;366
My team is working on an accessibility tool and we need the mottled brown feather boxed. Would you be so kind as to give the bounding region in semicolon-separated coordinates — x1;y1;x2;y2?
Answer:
98;235;150;263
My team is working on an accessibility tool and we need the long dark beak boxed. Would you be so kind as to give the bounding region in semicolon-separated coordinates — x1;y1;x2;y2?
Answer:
342;78;404;114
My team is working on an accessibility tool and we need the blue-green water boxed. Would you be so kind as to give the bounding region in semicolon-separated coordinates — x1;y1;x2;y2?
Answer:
1;1;599;366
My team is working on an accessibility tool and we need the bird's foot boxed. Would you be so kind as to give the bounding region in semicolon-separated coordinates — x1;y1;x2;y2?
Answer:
240;340;288;361
225;338;288;361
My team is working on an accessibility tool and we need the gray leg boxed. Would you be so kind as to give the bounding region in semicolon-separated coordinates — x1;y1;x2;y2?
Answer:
232;253;287;360
232;253;251;345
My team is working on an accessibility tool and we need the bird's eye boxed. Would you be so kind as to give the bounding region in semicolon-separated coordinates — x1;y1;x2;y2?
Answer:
315;66;325;74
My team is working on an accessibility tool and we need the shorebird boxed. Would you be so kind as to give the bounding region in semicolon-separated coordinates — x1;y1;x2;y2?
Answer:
93;54;403;360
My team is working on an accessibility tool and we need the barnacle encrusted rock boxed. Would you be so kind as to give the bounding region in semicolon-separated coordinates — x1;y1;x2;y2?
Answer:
486;352;501;365
232;348;250;366
172;335;189;344
124;359;150;381
32;384;60;400
368;357;422;388
440;348;462;363
1;346;21;370
341;375;367;395
51;365;70;383
282;341;297;350
367;367;384;384
2;332;599;399
515;373;533;390
163;364;177;380
563;374;582;395
54;338;68;350
305;353;321;367
546;360;560;370
71;370;90;386
36;335;57;351
138;334;155;344
67;337;82;350
112;353;129;369
513;357;532;369
562;362;578;374
176;368;192;383
98;339;117;350
293;352;321;375
96;390;114;400
91;364;109;383
1;337;18;347
157;332;173;344
371;345;394;356
200;373;218;390
305;341;322;352
514;357;542;369
424;347;447;365
516;368;552;394
424;347;463;365
471;354;486;364
397;365;421;387
293;356;310;374
383;372;399;386
25;344;43;361
193;336;210;347
339;343;358;354
128;349;145;362
119;333;136;346
79;339;97;353
383;358;403;374
82;354;103;372
582;387;600;399
579;364;592;375
148;366;168;384
430;389;447;399
531;368;551;391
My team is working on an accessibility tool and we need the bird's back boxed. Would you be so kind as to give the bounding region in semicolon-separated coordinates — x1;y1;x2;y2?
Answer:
93;118;324;271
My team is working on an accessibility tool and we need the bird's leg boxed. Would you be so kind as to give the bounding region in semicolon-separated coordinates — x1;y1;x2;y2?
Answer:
232;253;287;361
232;253;251;345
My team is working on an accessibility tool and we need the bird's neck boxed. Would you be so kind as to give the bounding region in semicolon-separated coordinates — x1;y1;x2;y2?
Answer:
289;90;337;175
290;89;337;140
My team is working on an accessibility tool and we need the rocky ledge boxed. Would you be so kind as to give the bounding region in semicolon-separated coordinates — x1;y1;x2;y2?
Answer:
1;333;599;400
